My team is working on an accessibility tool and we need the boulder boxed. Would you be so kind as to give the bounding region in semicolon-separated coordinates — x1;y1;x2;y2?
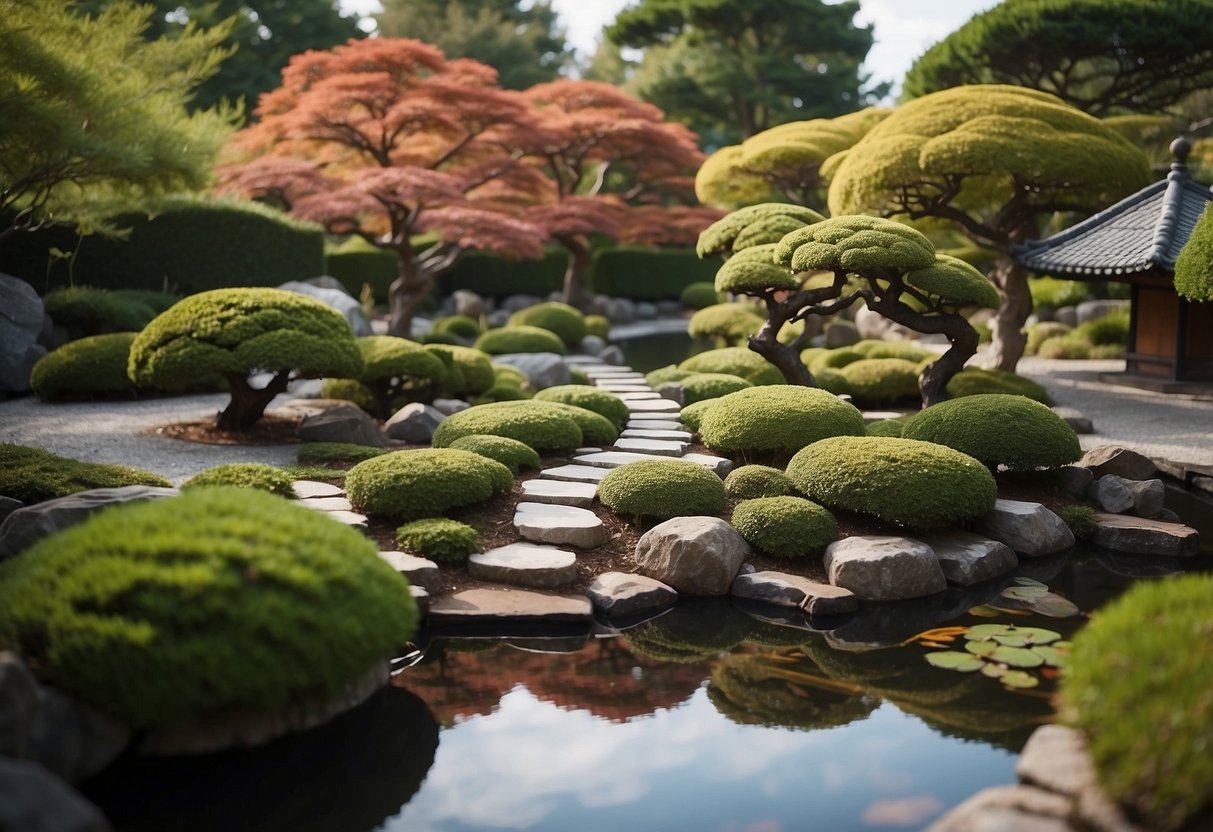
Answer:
1123;477;1165;517
635;301;658;320
297;403;386;447
926;785;1072;832
501;294;541;314
489;353;570;390
604;298;636;324
431;398;471;416
0;652;38;758
1089;513;1200;557
383;402;446;444
978;499;1075;557
1016;724;1097;798
1053;305;1079;327
577;334;607;356
823;319;860;348
1053;465;1094;498
1077;445;1157;480
586;572;678;618
656;300;683;317
486;309;511;328
0;496;23;525
277;279;372;337
377;551;441;592
633;516;750;596
597;345;625;365
0;757;113;832
1076;298;1129;325
731;571;857;616
0;273;48;393
823;536;947;601
0;486;179;561
1088;475;1134;513
918;531;1018;586
655;382;685;405
451;289;485;318
28;686;131;782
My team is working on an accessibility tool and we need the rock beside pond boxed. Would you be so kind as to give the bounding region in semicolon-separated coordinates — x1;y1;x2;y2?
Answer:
587;572;678;618
577;334;606;356
513;503;607;549
490;352;570;390
384;403;446;444
731;571;857;616
298;403;385;447
1053;465;1094;498
978;499;1075;557
0;486;179;561
0;652;37;758
1077;445;1157;480
823;536;946;601
1089;513;1199;557
28;686;131;783
926;784;1072;832
0;757;112;832
1089;475;1164;517
598;345;625;365
634;516;750;596
917;531;1018;586
428;588;593;627
1016;724;1096;798
378;551;441;592
468;542;578;589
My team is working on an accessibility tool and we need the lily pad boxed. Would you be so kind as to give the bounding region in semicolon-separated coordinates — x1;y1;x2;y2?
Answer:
1018;592;1080;619
966;640;998;657
925;652;984;672
981;663;1007;679
1031;645;1069;668
965;624;1015;641
1001;586;1047;600
990;645;1044;668
1000;670;1040;689
993;626;1061;646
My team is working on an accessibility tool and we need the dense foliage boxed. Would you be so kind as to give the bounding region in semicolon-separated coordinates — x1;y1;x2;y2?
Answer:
432;401;584;452
447;434;542;474
730;496;837;558
1175;205;1213;302
29;333;138;401
697;385;866;456
395;517;481;562
723;465;796;499
0;443;170;504
903;394;1081;470
183;463;296;496
345;448;513;520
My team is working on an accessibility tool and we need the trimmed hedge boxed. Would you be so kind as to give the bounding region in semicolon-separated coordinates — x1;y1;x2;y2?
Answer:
432;401;584;452
441;246;567;299
786;436;997;529
680;281;724;309
396;518;480;562
508;302;586;348
597;459;727;520
30;333;138;400
837;358;921;403
865;419;905;437
533;385;629;428
432;315;481;338
345;448;513;520
0;443;170;504
42;286;166;339
698;386;866;455
448;434;542;473
945;367;1051;403
680;372;753;405
587;246;720;300
679;347;784;385
183;463;295;496
724;465;796;499
474;325;567;356
730;496;837;558
0;487;415;730
510;400;619;446
585;314;610;339
688;303;763;344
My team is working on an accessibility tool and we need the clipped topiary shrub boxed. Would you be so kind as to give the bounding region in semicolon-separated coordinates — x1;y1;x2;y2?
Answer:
1037;336;1092;360
1175;204;1213;302
431;315;481;338
0;487;415;730
1029;276;1089;309
533;385;629;428
42;286;160;339
183;463;294;496
786;436;997;529
473;383;531;404
688;303;764;345
851;339;936;363
597;459;727;520
321;378;379;415
679;347;783;385
945;368;1051;404
419;329;461;346
424;345;495;396
680;281;724;309
0;444;169;504
568;366;590;385
1061;574;1213;831
585;314;611;339
730;496;837;558
30;333;138;400
431;401;584;452
724;465;796;499
1074;308;1129;347
680;399;718;431
512;400;618;446
1026;321;1073;355
474;325;567;356
346;448;513;521
814;367;852;396
698;386;866;456
865;419;905;437
902;393;1081;470
296;442;387;465
395;518;480;562
647;365;696;387
838;358;921;403
508;302;586;347
492;364;529;388
448;434;542;473
346;336;448;418
807;348;864;373
679;372;753;405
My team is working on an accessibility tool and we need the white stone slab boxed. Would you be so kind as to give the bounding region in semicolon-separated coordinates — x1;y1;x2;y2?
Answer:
680;452;733;477
615;391;662;401
611;438;688;456
626;398;681;413
428;588;592;625
468;542;578;588
513;502;607;548
325;510;368;528
595;383;654;393
520;479;598;508
291;480;344;499
626;419;683;431
620;429;693;441
298;496;354;512
539;464;611;483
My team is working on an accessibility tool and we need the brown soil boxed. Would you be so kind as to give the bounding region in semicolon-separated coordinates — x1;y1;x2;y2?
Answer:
155;415;303;446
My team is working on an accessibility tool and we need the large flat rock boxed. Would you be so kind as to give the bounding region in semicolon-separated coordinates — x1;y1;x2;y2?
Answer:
428;589;593;627
611;438;688;456
731;571;858;616
291;480;344;499
1090;513;1200;556
615;391;662;401
978;499;1075;557
378;551;441;591
468;542;578;588
513;502;607;548
626;419;684;431
626;399;682;414
538;464;612;483
620;429;693;441
586;572;678;618
823;536;947;601
519;479;598;508
297;495;354;512
917;530;1018;586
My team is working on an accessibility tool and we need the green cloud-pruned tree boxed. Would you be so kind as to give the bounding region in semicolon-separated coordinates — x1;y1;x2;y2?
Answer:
825;84;1150;370
1175;205;1213;302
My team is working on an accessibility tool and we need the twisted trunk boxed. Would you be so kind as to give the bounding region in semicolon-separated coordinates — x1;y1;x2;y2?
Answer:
388;254;434;338
560;237;592;310
217;370;292;432
865;295;980;408
985;246;1033;372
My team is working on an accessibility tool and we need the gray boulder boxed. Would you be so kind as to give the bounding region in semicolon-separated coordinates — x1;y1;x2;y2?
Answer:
655;382;685;405
597;345;625;365
0;273;48;393
823;535;947;601
586;572;678;618
604;298;636;324
656;300;683;317
297;402;386;447
277;278;372;337
0;757;113;832
28;686;131;783
1090;474;1165;517
501;294;542;314
431;398;471;416
635;301;658;320
634;516;750;596
823;319;861;348
486;309;512;328
383;402;446;444
1053;465;1094;497
0;496;23;525
1053;305;1079;327
0;652;38;758
978;499;1075;557
918;530;1018;586
731;571;858;616
1077;445;1157;480
0;486;179;561
490;353;570;389
577;334;607;356
452;289;485;318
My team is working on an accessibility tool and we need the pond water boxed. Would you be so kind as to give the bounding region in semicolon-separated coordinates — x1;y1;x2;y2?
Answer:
616;328;711;373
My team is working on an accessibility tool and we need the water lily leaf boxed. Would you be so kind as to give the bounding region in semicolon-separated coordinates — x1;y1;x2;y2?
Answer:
990;645;1044;668
968;605;1006;618
1001;586;1047;600
992;627;1061;646
981;663;1008;678
1012;577;1047;588
925;651;984;672
1000;670;1040;689
965;624;1015;641
966;640;998;657
1031;645;1069;668
1019;592;1080;619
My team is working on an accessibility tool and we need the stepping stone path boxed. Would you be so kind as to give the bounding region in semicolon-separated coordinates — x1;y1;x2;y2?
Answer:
626;399;682;414
290;481;368;528
513;502;608;548
378;551;441;591
520;479;598;508
627;419;682;431
611;438;689;456
620;429;693;441
469;542;578;588
538;464;611;483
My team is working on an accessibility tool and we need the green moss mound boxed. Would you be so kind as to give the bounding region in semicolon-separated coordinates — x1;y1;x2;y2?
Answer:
30;333;139;400
838;358;921;403
584;314;610;339
0;443;170;504
730;496;837;558
1175;204;1213;301
680;372;753;405
183;463;294;496
419;329;461;346
491;364;529;388
724;465;796;499
688;303;764;344
507;302;586;347
431;315;481;338
447;434;541;474
786;436;997;529
320;378;378;415
43;286;160;339
865;419;906;437
568;366;590;385
476;325;567;357
813;367;852;396
1029;276;1089;309
296;442;387;464
680;399;718;431
1057;504;1097;542
945;368;1051;404
1025;321;1073;355
431;401;584;452
511;400;618;446
424;345;495;395
680;281;724;309
851;339;936;363
1061;575;1213;830
533;385;629;428
698;386;866;455
679;347;784;385
597;459;727;520
647;365;696;387
346;448;513;520
903;394;1081;470
809;348;864;373
0;487;416;730
1074;309;1129;347
395;518;480;563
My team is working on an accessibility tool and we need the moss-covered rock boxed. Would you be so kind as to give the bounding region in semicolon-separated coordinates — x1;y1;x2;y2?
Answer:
1061;574;1213;830
431;315;481;338
474;325;568;356
945;367;1051;403
597;459;727;520
698;386;866;455
679;372;753;405
679;347;784;385
688;303;765;344
680;399;718;431
431;401;584;452
647;365;696;387
680;281;724;309
424;345;495;396
730;496;837;558
447;434;542;474
786;436;997;529
902;393;1081;470
584;314;610;339
724;465;797;499
183;463;295;496
533;385;629;428
507;302;586;347
346;448;513;520
0;487;415;730
30;333;139;400
0;443;170;504
296;442;387;465
838;358;921;403
395;518;481;563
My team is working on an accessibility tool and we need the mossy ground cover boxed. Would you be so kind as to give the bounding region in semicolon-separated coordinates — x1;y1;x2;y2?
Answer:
0;444;170;504
697;385;866;456
346;448;513;521
396;518;481;562
730;496;837;558
432;401;585;452
184;463;296;496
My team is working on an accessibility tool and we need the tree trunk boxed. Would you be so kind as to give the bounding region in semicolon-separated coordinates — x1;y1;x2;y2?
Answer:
217;370;292;432
747;319;815;386
388;254;433;338
560;238;592;310
918;322;979;408
985;249;1033;372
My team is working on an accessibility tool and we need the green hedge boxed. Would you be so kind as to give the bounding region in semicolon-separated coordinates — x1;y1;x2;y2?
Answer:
442;247;568;299
587;246;720;300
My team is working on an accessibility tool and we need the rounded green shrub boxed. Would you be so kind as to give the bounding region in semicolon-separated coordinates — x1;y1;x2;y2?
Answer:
680;281;724;309
813;367;852;396
345;448;513;520
724;465;796;499
533;385;629;428
30;333;138;400
679;347;784;385
1057;504;1097;541
354;335;447;394
786;436;997;529
902;394;1081;470
424;345;495;395
431;315;481;338
945;368;1051;404
448;434;541;473
865;419;905;437
395;518;480;562
475;325;567;356
320;378;378;414
431;401;584;452
584;315;610;339
473;383;531;404
420;329;461;345
296;442;387;465
1074;309;1129;347
1026;321;1073;355
837;358;921;403
491;364;529;388
680;399;718;431
1175;204;1213;302
698;386;866;455
688;303;763;344
647;365;696;387
851;339;935;363
597;459;727;520
184;463;294;496
43;286;159;339
1037;335;1092;360
1061;575;1213;831
0;443;169;504
568;366;590;385
679;372;753;405
510;400;618;446
1029;276;1089;309
730;496;837;558
508;302;586;347
0;487;416;730
808;348;864;373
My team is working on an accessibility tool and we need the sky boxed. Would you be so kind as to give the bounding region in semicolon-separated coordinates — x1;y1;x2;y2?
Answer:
338;0;1002;99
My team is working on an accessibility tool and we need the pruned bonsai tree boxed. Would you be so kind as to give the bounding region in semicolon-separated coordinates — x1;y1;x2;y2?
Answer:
345;335;449;420
129;288;363;431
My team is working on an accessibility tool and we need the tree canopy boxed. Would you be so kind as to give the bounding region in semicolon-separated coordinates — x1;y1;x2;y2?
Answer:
902;0;1213;117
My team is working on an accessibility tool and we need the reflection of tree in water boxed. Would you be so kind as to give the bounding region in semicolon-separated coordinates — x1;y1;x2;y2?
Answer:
622;598;753;663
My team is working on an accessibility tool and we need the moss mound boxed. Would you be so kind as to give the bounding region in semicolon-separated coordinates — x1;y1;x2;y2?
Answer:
688;303;764;344
1061;575;1213;830
851;339;935;363
698;386;866;455
473;383;531;404
533;385;629;428
0;444;169;504
507;302;586;347
320;378;379;414
813;367;852;396
680;281;724;309
475;325;567;356
568;366;590;385
945;368;1051;404
598;459;727;520
679;372;753;405
447;434;542;474
431;401;584;452
808;348;864;373
518;400;618;446
42;286;162;339
345;448;513;520
647;365;696;387
730;496;837;558
902;394;1081;470
1026;321;1074;355
491;364;529;388
431;315;481;338
865;419;905;437
1074;309;1129;347
395;518;480;563
296;442;387;464
1175;204;1213;301
837;358;921;403
424;345;495;395
585;315;610;339
0;487;415;730
679;347;784;385
786;436;997;529
30;333;139;400
724;465;796;499
419;329;460;346
184;463;295;496
680;399;718;431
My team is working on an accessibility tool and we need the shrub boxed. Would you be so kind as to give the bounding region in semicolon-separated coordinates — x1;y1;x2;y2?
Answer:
474;325;567;356
837;358;921;403
851;339;936;363
1089;343;1126;359
1175;204;1213;302
813;367;852;396
688;303;763;344
597;459;727;520
396;518;480;562
730;496;837;558
42;286;158;339
492;364;529;388
0;487;415;730
647;365;696;387
424;345;495;395
296;442;387;464
679;347;783;385
680;372;753;404
587;246;719;300
0;443;169;504
320;378;379;415
786;436;997;529
419;329;461;346
902;394;1081;470
1061;575;1213;831
1029;276;1089;309
1057;504;1097;541
350;336;448;417
30;333;138;400
432;315;481;338
680;281;724;309
808;348;864;372
448;434;542;473
945;368;1051;404
724;465;796;499
698;386;866;455
865;419;905;437
680;399;718;431
183;463;294;496
1074;308;1130;347
508;302;586;347
431;401;584;452
346;448;512;520
533;385;629;428
1026;321;1073;355
568;366;590;385
439;246;567;299
511;400;618;446
1037;335;1092;359
585;315;610;339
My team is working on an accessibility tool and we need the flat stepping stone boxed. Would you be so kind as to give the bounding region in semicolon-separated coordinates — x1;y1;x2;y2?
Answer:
1090;513;1199;556
582;365;637;374
468;542;578;588
861;411;904;424
627;419;683;431
595;383;654;393
378;551;441;591
514;502;608;548
732;571;858;616
615;391;662;401
428;588;592;628
520;479;598;508
538;464;611;483
620;429;693;441
292;480;344;499
298;496;353;512
626;399;681;414
587;572;677;618
325;510;368;528
680;452;733;477
611;438;688;456
575;447;603;454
